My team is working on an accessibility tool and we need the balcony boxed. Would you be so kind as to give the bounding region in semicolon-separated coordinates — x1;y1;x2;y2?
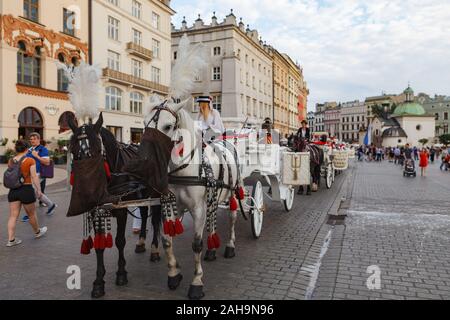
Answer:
126;42;153;61
103;68;168;94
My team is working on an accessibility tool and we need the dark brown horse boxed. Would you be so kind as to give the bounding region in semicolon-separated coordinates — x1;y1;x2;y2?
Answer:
67;113;163;298
294;137;324;195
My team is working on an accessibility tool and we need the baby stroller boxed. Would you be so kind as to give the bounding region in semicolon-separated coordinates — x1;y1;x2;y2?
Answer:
403;158;416;177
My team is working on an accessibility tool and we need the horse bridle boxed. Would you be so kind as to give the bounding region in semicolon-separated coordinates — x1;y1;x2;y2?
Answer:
146;100;180;130
76;125;103;160
76;125;92;159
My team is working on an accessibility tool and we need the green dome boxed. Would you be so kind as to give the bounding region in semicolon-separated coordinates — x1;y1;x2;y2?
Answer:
393;102;426;116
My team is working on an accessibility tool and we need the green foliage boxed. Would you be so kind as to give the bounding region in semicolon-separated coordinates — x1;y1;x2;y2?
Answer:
439;134;450;145
0;138;8;146
4;148;16;160
57;139;69;148
418;138;429;146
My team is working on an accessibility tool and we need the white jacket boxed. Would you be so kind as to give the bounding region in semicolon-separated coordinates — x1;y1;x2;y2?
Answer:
197;109;225;134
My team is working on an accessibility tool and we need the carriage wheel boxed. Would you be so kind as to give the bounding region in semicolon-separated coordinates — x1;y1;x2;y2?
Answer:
326;164;333;189
250;181;264;239
283;186;295;212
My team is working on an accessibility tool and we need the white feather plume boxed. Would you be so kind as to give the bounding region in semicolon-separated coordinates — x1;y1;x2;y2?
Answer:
169;34;209;99
57;62;101;121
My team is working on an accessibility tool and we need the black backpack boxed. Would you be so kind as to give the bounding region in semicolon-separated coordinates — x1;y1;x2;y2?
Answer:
3;156;27;189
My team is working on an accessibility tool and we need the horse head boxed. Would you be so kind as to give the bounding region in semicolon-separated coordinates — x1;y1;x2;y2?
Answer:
69;113;104;160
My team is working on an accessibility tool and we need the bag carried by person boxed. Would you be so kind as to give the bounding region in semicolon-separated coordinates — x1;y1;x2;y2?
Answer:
3;156;27;189
40;160;54;179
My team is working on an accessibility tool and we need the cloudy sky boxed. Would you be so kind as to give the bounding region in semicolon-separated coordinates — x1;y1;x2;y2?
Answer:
171;0;450;111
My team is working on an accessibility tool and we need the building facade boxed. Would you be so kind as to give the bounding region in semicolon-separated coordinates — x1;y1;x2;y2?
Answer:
92;0;174;143
323;102;340;139
314;103;325;133
307;111;315;132
171;11;273;131
419;94;450;136
271;49;290;137
340;100;366;143
297;68;309;124
0;0;89;148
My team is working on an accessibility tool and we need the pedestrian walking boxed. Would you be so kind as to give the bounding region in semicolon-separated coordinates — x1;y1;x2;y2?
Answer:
413;146;419;161
430;147;436;163
5;140;48;247
21;133;57;222
419;147;429;177
440;148;448;170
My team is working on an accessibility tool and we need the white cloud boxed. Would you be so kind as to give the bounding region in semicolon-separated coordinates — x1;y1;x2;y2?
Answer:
173;0;450;110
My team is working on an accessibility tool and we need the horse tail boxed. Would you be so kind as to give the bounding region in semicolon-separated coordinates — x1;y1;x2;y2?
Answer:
150;204;163;240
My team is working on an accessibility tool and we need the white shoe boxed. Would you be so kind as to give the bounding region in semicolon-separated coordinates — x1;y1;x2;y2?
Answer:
6;239;22;247
35;226;48;239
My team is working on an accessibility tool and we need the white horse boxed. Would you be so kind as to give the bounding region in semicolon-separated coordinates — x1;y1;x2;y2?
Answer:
146;101;243;300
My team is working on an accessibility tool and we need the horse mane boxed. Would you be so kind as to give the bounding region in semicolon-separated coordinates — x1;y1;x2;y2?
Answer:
177;109;196;137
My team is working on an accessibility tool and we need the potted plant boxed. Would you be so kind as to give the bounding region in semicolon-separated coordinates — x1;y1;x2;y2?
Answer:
0;138;8;162
2;148;16;164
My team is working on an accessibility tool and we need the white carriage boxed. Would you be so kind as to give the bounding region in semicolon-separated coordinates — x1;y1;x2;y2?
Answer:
227;128;310;239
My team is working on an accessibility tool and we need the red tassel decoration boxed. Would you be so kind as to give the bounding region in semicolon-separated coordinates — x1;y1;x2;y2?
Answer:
212;233;221;249
105;233;113;248
237;187;245;200
207;235;215;250
70;172;75;186
103;161;111;180
163;220;170;235
230;196;238;211
87;236;94;250
80;239;91;255
94;233;106;250
174;218;184;235
168;221;176;237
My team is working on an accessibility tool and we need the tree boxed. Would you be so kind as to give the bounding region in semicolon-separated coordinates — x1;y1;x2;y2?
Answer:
418;138;429;146
439;134;450;146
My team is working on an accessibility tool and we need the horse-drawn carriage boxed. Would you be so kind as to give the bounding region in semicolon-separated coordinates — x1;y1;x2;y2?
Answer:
222;128;310;238
62;35;315;300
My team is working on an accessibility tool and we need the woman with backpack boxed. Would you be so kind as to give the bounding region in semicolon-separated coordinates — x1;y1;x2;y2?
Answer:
5;140;47;247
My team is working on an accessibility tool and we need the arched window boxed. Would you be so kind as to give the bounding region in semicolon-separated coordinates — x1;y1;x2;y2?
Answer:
58;111;77;133
130;92;143;114
18;107;43;140
105;87;122;111
17;42;41;87
57;53;70;92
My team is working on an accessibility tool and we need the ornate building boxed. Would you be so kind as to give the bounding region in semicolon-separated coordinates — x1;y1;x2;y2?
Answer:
340;100;366;143
92;0;174;143
0;0;89;146
172;11;273;130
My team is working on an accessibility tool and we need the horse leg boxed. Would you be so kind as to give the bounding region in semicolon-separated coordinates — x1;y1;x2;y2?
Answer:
297;185;304;195
135;206;148;254
91;248;106;298
163;234;183;290
188;206;206;300
115;210;128;286
150;205;162;262
224;210;237;259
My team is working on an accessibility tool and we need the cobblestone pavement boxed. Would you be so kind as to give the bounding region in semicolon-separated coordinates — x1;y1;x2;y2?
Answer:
312;160;450;300
0;165;349;300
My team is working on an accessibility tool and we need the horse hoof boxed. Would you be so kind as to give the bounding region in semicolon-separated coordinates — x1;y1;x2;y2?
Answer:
168;274;183;290
116;272;128;286
204;250;216;262
306;191;312;196
150;252;161;262
224;246;235;259
188;285;205;300
297;190;303;195
91;283;105;299
135;244;146;254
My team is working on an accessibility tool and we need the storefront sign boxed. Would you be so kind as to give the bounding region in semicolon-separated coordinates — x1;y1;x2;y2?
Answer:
45;104;60;116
